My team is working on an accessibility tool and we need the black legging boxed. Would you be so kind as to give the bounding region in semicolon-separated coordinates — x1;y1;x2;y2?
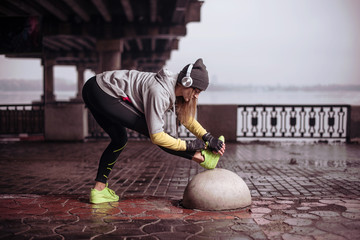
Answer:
82;77;195;183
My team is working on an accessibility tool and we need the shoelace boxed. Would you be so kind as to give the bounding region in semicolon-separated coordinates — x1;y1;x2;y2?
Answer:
107;188;117;197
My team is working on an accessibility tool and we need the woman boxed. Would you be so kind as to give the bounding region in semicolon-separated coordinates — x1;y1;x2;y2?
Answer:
82;58;226;204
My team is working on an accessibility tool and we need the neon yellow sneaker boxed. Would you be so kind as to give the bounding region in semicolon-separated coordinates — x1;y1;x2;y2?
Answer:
200;135;225;170
90;183;119;204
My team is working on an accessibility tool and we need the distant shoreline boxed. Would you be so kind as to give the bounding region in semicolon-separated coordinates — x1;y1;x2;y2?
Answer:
207;83;360;92
1;89;359;105
1;79;360;92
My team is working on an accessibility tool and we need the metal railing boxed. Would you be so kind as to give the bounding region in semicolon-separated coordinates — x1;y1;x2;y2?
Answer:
0;104;44;135
1;103;351;142
237;105;351;141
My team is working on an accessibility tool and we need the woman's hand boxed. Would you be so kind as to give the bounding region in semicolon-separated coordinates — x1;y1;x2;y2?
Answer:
202;132;224;152
216;142;226;156
186;139;206;151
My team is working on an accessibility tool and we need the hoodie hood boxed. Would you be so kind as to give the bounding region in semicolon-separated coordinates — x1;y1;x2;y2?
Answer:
154;68;178;137
155;68;178;108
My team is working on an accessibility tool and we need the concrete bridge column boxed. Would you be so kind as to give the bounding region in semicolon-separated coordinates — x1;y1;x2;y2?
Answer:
350;106;360;141
44;60;88;141
96;39;123;72
74;63;85;101
122;59;138;70
42;57;56;103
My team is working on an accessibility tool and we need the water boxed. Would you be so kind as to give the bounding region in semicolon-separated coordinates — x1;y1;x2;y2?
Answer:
0;89;359;105
200;90;360;105
0;91;76;104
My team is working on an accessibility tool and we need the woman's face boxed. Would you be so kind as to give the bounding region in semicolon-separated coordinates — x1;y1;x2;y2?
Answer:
183;87;201;102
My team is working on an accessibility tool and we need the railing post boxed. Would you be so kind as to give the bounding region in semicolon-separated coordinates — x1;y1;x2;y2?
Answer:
346;105;351;143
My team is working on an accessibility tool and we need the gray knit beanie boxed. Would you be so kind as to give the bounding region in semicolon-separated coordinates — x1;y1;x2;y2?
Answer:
177;58;209;91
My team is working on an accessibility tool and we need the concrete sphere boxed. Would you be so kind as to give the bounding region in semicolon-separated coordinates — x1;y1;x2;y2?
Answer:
182;168;252;211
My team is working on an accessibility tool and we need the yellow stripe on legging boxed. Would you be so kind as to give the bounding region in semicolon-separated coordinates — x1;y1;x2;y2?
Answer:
108;159;117;166
107;143;127;166
113;143;127;153
103;174;108;179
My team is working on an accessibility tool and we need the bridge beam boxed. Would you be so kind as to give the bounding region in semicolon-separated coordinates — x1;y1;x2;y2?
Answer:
96;39;124;72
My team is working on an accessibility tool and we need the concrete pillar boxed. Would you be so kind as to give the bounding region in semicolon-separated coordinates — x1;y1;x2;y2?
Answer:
96;39;123;72
42;57;56;103
43;60;88;141
74;64;85;101
182;168;251;210
45;102;88;141
122;59;138;70
350;105;360;142
197;105;237;142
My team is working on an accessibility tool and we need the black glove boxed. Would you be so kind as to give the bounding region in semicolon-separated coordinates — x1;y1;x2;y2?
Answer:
186;139;206;151
202;132;223;152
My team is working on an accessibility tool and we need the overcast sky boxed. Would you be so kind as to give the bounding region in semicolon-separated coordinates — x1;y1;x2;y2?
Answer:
166;0;360;86
0;0;359;87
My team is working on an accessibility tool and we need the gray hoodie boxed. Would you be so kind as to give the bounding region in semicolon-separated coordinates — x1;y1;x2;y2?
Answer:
96;68;177;135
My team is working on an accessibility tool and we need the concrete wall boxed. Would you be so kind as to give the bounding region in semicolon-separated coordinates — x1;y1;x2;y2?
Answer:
350;105;360;141
196;104;360;143
197;105;237;142
42;103;359;142
45;103;88;141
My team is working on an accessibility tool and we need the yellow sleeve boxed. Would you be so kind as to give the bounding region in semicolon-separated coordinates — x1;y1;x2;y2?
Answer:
150;131;187;151
182;118;207;139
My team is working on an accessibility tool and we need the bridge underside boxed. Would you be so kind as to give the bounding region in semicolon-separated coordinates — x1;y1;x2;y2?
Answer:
0;0;203;102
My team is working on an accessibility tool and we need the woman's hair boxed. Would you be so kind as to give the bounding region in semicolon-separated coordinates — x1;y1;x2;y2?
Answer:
175;88;198;124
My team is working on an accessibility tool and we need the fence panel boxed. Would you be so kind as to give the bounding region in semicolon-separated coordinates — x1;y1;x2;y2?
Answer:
237;105;350;141
0;104;44;135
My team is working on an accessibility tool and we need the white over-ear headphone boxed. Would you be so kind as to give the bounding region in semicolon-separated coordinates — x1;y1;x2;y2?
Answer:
181;63;193;87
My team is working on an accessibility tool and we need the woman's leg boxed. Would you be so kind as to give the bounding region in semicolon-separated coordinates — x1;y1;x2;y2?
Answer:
83;78;128;188
83;77;201;173
91;111;128;184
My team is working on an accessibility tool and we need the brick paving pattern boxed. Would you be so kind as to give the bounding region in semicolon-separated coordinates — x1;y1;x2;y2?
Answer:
0;140;359;239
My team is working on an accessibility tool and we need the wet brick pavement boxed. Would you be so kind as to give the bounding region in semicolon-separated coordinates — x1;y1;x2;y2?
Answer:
0;140;359;239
